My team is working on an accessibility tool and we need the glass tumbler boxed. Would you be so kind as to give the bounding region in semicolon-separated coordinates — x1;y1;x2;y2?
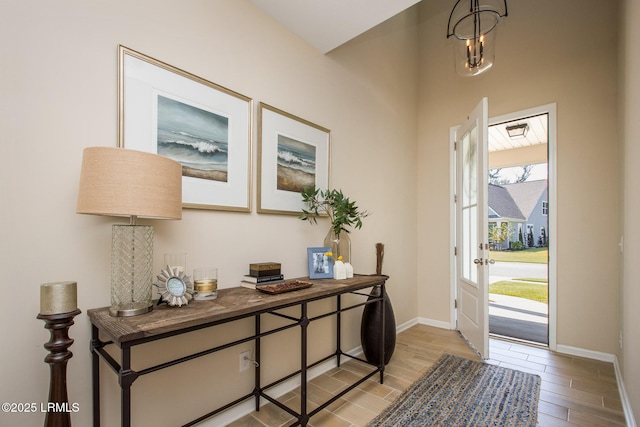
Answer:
164;253;187;274
193;268;218;300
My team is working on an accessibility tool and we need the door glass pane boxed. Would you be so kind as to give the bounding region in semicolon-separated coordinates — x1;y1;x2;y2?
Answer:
462;133;470;206
462;205;478;283
461;125;478;284
463;208;470;280
468;205;477;283
462;127;477;207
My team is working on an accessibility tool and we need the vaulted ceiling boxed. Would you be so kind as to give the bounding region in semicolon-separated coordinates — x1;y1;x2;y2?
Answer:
249;0;422;53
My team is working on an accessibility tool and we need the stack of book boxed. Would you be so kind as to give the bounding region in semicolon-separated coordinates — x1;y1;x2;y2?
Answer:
241;262;283;289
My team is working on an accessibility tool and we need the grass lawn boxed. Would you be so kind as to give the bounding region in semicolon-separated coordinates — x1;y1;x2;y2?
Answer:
489;280;548;304
489;247;548;264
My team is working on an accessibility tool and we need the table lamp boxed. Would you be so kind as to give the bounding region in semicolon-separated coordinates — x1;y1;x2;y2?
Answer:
77;147;182;316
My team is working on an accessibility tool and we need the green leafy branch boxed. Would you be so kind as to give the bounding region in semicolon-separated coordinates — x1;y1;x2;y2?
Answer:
299;187;370;236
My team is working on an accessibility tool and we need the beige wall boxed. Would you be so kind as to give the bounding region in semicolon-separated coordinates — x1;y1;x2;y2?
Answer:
0;1;418;425
621;0;640;418
4;0;639;424
417;0;621;353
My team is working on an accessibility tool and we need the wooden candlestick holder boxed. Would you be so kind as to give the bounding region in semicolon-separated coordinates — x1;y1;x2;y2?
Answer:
37;308;81;427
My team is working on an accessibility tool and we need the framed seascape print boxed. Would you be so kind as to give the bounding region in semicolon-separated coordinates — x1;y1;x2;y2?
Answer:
307;247;333;279
118;45;252;211
257;102;330;214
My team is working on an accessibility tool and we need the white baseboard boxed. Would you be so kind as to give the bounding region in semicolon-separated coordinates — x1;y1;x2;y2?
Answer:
417;316;455;330
555;344;616;363
613;357;638;427
396;317;418;333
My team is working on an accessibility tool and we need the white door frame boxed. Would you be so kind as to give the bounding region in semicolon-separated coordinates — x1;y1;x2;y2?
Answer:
450;103;557;351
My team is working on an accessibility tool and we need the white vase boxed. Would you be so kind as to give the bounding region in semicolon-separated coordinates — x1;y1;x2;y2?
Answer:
334;260;347;279
344;262;354;278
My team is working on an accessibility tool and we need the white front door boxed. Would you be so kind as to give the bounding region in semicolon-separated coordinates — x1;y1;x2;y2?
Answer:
455;98;489;359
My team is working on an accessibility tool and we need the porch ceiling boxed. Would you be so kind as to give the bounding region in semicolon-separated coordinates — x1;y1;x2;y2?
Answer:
489;114;548;153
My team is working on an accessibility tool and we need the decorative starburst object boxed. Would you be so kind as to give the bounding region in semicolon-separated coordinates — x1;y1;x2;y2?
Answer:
154;265;194;307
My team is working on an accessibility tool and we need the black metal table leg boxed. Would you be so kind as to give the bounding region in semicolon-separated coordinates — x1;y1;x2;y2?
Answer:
336;295;342;367
120;346;135;427
91;324;101;427
299;302;309;427
255;314;261;411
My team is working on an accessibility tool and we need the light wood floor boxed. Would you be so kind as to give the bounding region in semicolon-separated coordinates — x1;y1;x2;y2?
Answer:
228;324;627;427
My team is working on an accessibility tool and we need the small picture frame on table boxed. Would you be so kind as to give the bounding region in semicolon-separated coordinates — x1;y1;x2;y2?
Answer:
307;247;333;279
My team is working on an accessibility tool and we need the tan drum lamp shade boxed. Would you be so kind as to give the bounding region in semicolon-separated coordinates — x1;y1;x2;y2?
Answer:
77;147;182;316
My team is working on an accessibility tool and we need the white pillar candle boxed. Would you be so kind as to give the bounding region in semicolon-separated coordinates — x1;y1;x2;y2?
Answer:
40;281;77;315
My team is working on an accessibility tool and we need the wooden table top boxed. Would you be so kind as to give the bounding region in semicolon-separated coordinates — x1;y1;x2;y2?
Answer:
87;275;388;346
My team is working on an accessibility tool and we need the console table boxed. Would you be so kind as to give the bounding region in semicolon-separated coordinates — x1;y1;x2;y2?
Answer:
87;274;389;427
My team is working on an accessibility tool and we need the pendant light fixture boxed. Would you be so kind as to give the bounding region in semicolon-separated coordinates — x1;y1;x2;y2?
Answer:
447;0;508;77
506;123;529;139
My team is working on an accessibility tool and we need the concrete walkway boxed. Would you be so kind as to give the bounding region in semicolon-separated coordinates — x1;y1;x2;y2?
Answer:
489;294;548;343
488;263;549;343
489;293;548;323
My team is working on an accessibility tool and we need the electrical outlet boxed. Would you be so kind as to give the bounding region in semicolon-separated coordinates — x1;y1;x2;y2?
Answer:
239;350;252;372
619;331;623;350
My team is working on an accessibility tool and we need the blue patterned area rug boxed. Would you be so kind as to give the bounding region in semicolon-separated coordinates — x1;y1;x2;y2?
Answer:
368;354;541;427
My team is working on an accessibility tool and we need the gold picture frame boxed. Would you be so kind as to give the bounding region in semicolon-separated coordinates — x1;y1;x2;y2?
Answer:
257;102;330;214
118;45;252;212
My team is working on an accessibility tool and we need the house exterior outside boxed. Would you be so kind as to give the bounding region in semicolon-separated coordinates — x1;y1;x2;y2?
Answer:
488;180;548;250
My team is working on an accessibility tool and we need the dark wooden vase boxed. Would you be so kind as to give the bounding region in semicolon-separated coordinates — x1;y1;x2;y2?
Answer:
360;284;396;366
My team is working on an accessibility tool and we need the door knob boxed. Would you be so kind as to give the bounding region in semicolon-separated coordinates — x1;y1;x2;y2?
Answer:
474;259;482;265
